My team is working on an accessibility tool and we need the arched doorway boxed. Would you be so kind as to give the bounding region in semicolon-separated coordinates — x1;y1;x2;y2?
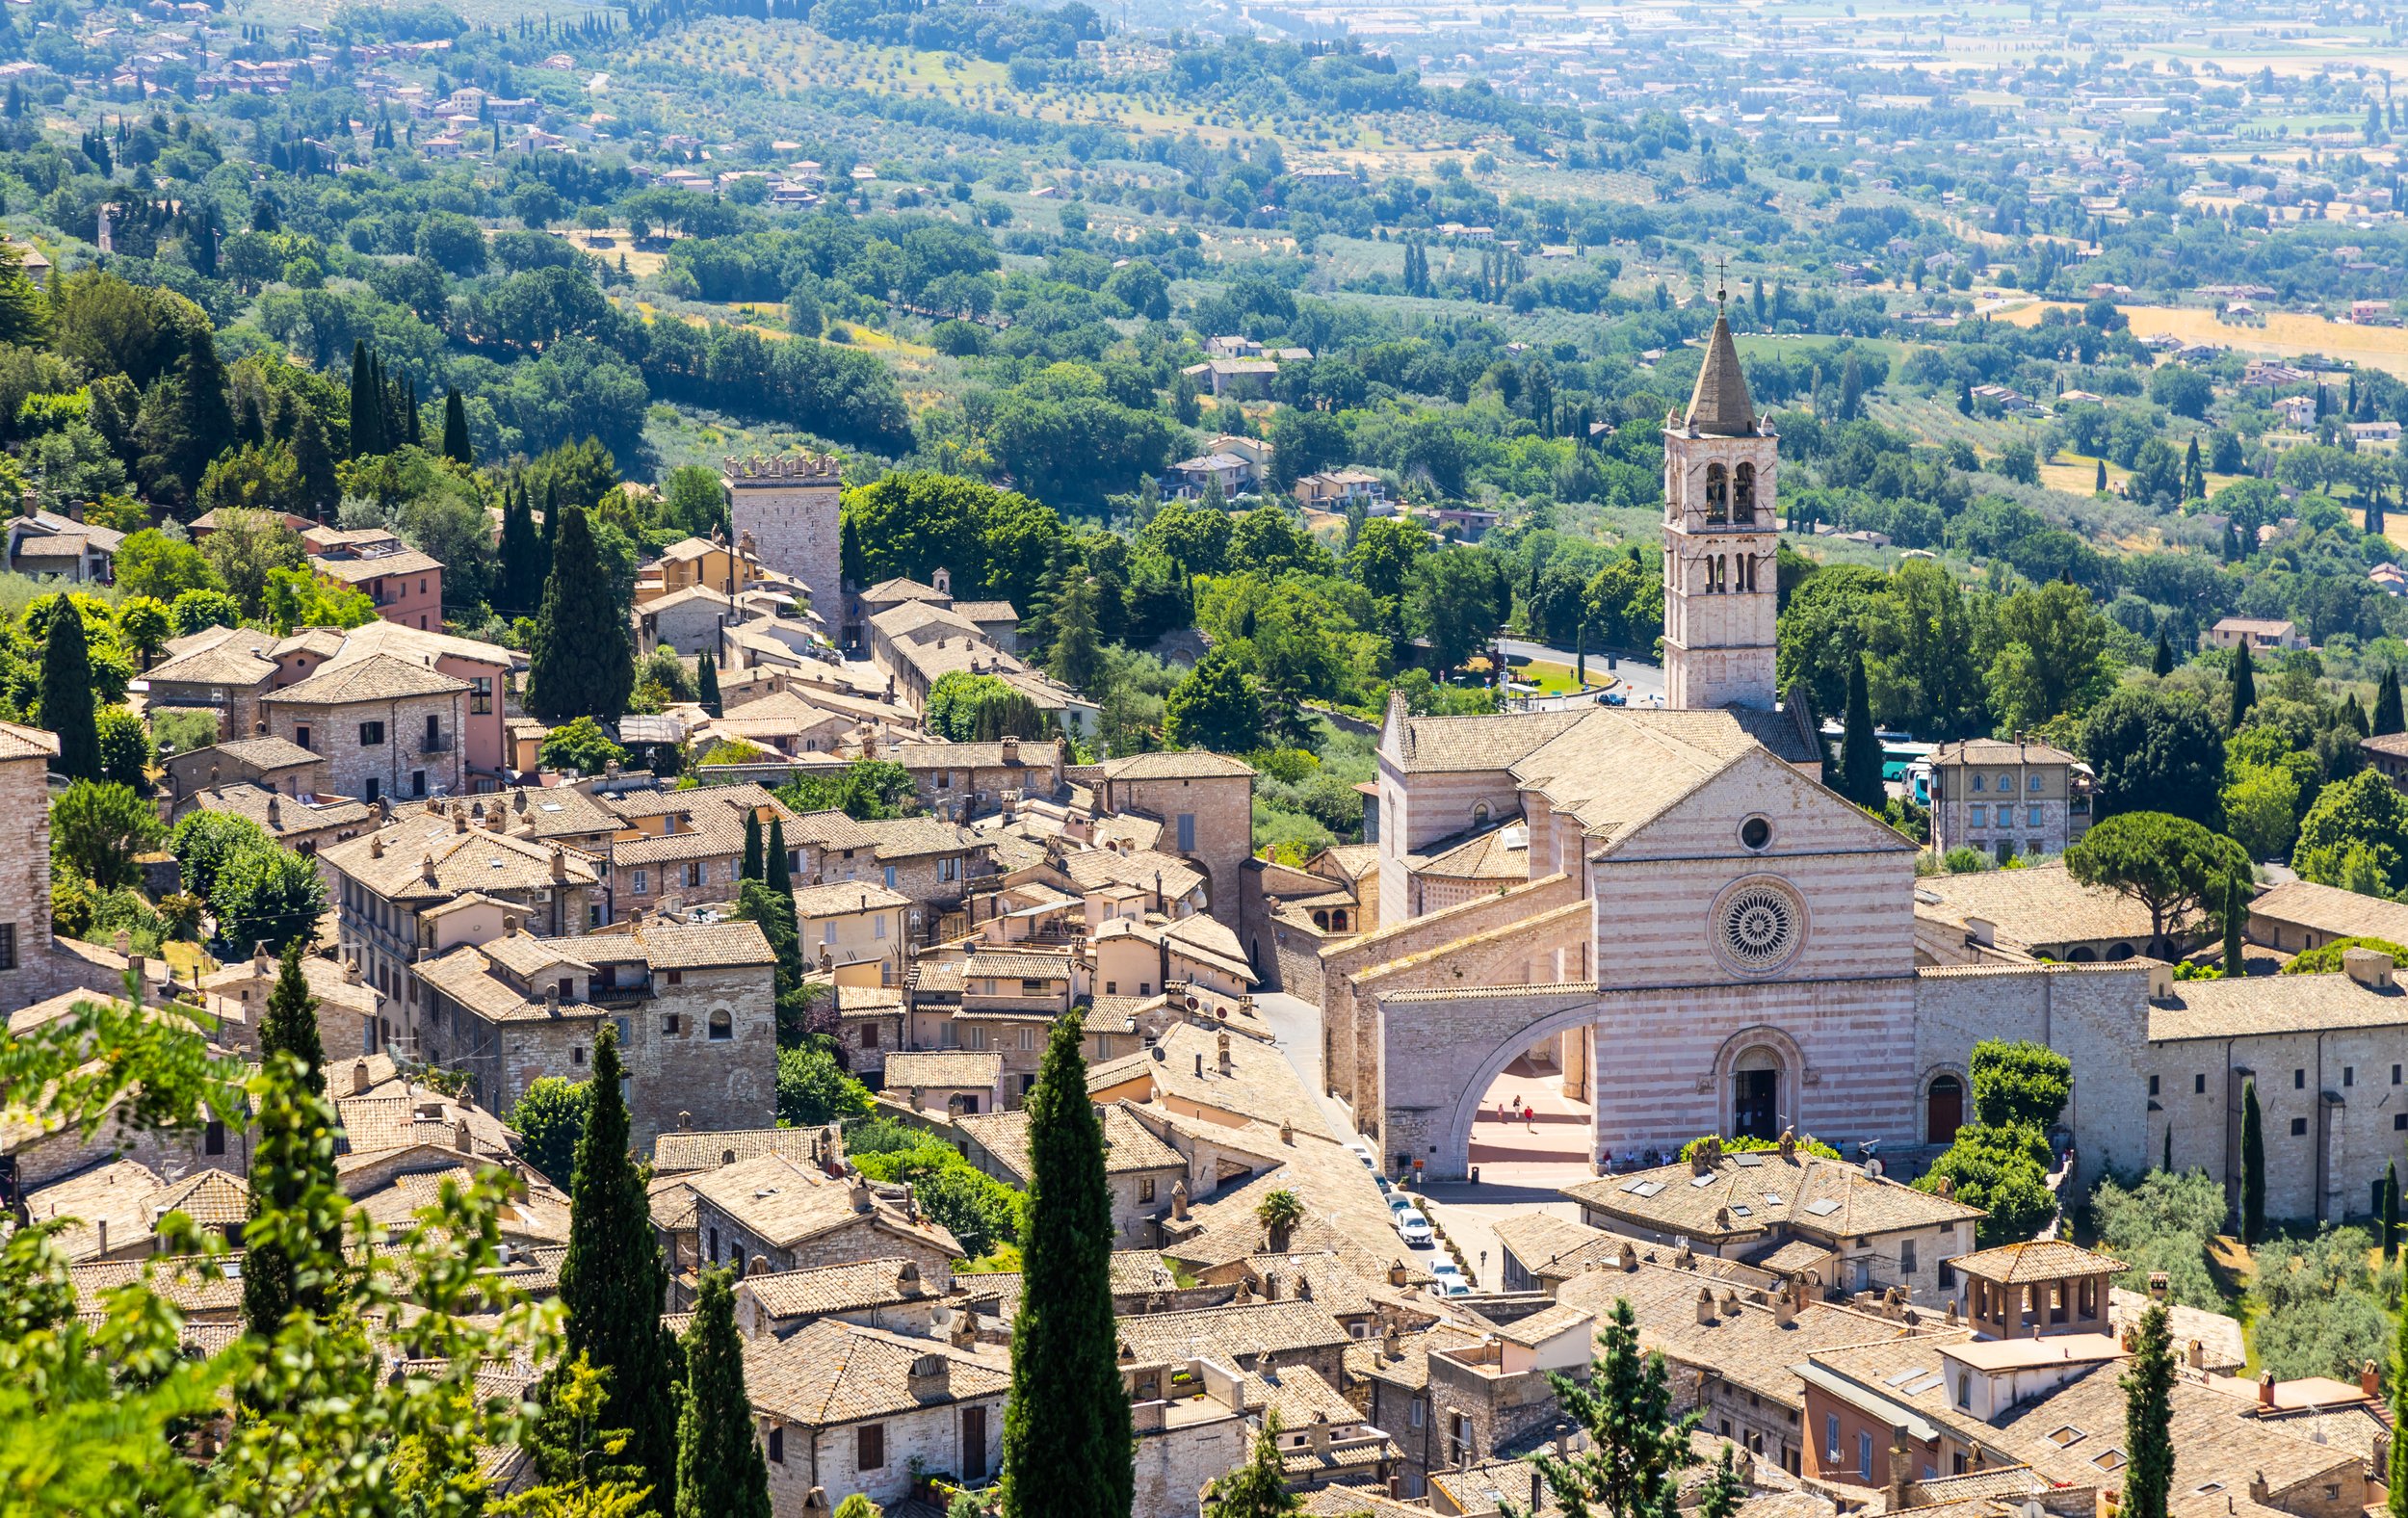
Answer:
1926;1075;1964;1145
1731;1046;1783;1140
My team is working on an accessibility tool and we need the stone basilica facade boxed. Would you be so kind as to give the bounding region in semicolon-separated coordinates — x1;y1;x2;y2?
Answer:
1318;304;2194;1204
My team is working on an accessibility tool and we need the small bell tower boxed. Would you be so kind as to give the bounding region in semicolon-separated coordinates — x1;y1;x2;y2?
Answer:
1662;271;1780;713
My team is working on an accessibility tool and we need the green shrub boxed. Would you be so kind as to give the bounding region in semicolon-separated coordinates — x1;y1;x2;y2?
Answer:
2280;936;2408;976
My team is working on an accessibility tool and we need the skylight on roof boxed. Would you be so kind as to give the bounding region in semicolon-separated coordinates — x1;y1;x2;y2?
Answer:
1802;1198;1842;1217
1763;1194;1785;1206
2092;1450;2127;1473
1902;1374;1946;1397
1882;1366;1930;1389
1690;1173;1717;1189
1729;1205;1752;1218
2045;1426;2086;1449
1733;1153;1765;1167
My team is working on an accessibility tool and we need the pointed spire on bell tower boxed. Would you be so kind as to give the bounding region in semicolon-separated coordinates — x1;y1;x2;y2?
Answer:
1686;260;1758;438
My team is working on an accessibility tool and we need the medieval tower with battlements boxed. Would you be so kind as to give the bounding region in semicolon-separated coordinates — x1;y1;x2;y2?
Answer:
722;453;843;625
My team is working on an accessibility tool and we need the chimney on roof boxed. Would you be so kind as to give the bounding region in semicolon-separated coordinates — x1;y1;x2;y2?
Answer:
1308;1411;1331;1458
1217;1031;1233;1076
253;941;271;974
96;1218;107;1256
1778;1127;1796;1161
1936;1175;1954;1199
352;1058;371;1094
2367;1361;2384;1400
421;851;437;884
1886;1435;1912;1512
678;1111;693;1131
1382;1320;1401;1360
505;916;519;937
1170;1179;1189;1220
2345;948;2395;990
549;845;566;881
1002;735;1018;765
266;795;282;830
1696;1287;1716;1325
907;1351;951;1400
2259;1371;2276;1409
344;957;361;985
455;1116;473;1152
1280;1119;1294;1145
849;1175;873;1214
370;834;384;858
113;929;130;955
2149;1270;2169;1301
453;807;468;834
1618;1241;1637;1272
1773;1289;1795;1327
1388;1259;1408;1288
545;985;560;1016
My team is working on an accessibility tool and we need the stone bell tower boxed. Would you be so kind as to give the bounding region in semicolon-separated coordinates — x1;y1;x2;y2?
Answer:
721;452;842;624
1662;288;1780;713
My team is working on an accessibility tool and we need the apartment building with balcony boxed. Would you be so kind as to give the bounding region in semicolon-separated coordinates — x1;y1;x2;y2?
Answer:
304;527;444;630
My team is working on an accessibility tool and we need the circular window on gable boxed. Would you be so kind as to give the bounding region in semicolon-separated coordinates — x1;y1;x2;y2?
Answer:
1714;878;1806;975
1740;816;1772;851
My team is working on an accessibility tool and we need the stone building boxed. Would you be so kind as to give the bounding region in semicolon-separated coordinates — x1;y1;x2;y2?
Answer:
409;917;778;1145
688;1150;963;1279
955;1102;1185;1244
1924;738;2091;863
303;527;444;631
1662;304;1781;714
724;453;842;627
140;627;281;743
259;651;469;803
1558;1137;1981;1301
318;804;607;1025
2244;878;2408;955
161;735;328;816
1097;750;1257;931
746;1318;1007;1510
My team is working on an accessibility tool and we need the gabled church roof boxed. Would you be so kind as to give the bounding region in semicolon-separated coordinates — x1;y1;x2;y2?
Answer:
1684;308;1758;437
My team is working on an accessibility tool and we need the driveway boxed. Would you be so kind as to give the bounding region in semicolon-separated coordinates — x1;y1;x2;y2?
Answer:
1496;639;1666;710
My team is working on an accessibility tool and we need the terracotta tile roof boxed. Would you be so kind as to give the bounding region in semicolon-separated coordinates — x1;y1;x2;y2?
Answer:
2147;971;2408;1040
310;546;444;583
955;1104;1183;1186
951;600;1017;623
744;1318;1010;1426
1389;711;1582;773
0;719;59;760
321;819;601;900
652;1126;830;1175
690;1152;960;1256
1409;823;1531;882
889;741;1058;772
198;734;322;771
1101;750;1256;780
144;627;278;686
70;1252;244;1316
1912;862;2168;950
738;1257;941;1320
1113;1299;1350;1365
265;651;467;705
147;1167;250;1226
1560;1149;1982;1245
2246;878;2408;943
1062;848;1205;902
857;577;947;604
880;1052;1003;1090
1512;710;1826;848
1929;738;2081;768
792;880;912;917
191;782;375;840
854;816;987;861
1948;1240;2124;1284
636;921;775;970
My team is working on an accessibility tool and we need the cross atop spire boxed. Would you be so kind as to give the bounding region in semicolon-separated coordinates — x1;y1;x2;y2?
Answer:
1714;255;1729;309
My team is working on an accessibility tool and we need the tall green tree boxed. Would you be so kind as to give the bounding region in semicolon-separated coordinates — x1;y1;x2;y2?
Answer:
498;482;542;612
2377;668;2405;738
547;1021;679;1514
1695;1447;1745;1518
2229;638;2258;728
39;600;99;781
242;945;343;1377
2241;1077;2265;1243
527;507;636;722
1201;1412;1301;1518
2223;877;2247;978
2064;812;2251;953
1164;650;1261;752
1001;1009;1131;1518
1838;651;1884;810
2391;1300;2408;1518
440;386;472;465
348;342;380;457
741;808;763;883
675;1269;772;1518
2153;631;2174;679
1523;1296;1699;1518
2120;1302;2176;1518
765;817;792;897
697;651;722;718
1048;572;1103;694
2385;1159;2399;1263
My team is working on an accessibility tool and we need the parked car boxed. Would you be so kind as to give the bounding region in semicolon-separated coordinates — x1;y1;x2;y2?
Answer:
1395;1208;1432;1246
1600;690;1627;706
1386;1191;1415;1216
1348;1140;1376;1169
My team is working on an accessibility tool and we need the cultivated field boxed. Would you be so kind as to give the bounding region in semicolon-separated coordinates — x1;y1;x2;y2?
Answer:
2000;301;2408;377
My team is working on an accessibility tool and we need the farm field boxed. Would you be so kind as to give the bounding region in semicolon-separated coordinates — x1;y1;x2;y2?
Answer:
2000;301;2408;377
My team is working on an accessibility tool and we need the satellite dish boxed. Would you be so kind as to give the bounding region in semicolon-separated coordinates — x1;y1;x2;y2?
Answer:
930;1304;956;1330
1185;994;1200;1011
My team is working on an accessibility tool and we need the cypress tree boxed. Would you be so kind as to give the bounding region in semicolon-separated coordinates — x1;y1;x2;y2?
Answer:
241;944;342;1362
2095;457;2107;493
2163;1122;2173;1173
2120;1303;2176;1518
549;1022;679;1514
1002;1008;1132;1518
2392;1294;2408;1518
765;816;792;897
543;480;560;548
2240;1077;2264;1243
2153;630;2174;678
39;600;99;781
347;340;380;456
526;507;635;723
2386;1160;2400;1263
741;808;763;883
2377;669;2404;737
1839;651;1884;811
498;483;539;612
2223;877;2247;980
2229;637;2258;728
675;1269;772;1518
405;377;422;447
292;407;337;517
441;385;472;465
697;651;722;718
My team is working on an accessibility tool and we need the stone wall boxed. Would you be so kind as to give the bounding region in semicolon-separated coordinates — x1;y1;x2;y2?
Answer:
1107;772;1252;931
1133;1407;1247;1518
2153;1019;2408;1224
1322;871;1584;1110
1912;963;2154;1188
1372;982;1595;1173
762;1395;1003;1514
